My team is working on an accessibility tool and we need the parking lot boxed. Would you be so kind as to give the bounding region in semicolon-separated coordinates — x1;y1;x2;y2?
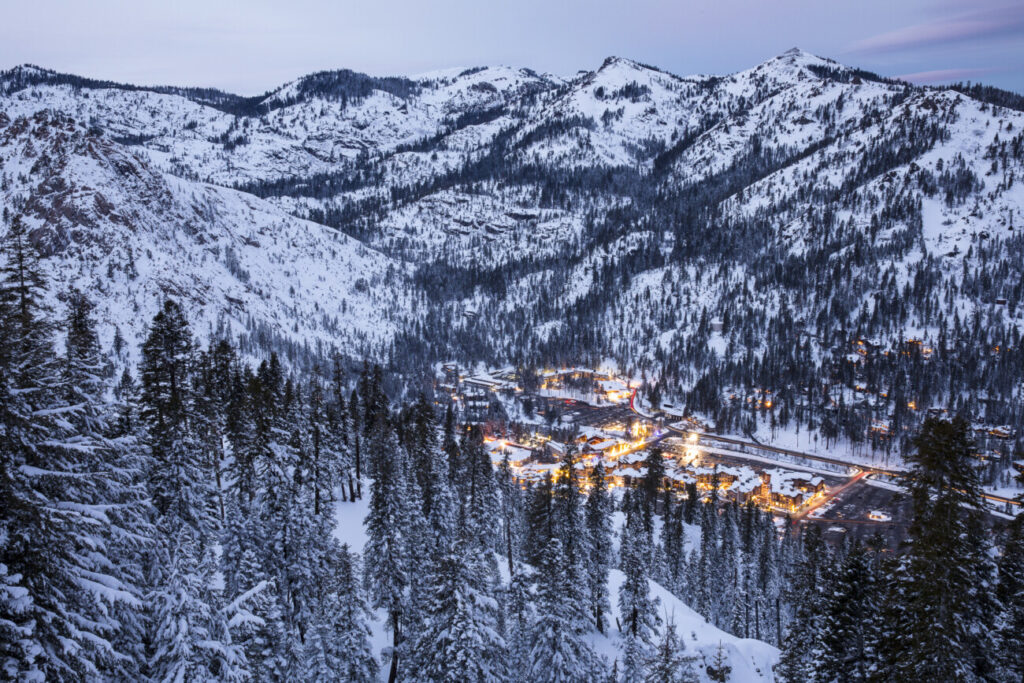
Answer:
800;480;911;549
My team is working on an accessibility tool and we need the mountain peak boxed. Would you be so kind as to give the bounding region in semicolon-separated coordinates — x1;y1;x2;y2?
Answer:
599;56;632;70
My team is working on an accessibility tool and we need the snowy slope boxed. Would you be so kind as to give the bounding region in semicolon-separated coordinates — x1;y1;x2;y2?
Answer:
3;52;1024;467
331;493;779;682
0;109;412;365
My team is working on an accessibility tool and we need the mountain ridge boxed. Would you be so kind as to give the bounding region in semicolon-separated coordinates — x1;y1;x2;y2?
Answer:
2;50;1023;461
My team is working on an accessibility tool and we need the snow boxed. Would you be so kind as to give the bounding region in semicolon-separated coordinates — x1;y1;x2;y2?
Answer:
332;487;779;681
592;570;779;682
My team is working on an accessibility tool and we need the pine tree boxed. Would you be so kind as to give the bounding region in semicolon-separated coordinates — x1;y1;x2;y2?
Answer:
641;446;666;533
524;474;554;566
363;423;408;683
881;417;996;681
498;453;524;578
304;543;377;682
505;570;534;683
552;446;587;626
464;426;499;549
0;222;146;679
998;513;1024;680
410;536;507;682
140;299;218;536
618;498;660;680
659;494;687;597
140;302;250;681
585;461;614;634
705;641;732;683
775;525;828;683
147;536;249;683
643;616;699;683
813;543;878;682
528;537;603;682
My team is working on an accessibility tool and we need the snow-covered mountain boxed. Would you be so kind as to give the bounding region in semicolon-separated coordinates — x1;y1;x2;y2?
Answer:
2;50;1023;453
0;109;414;368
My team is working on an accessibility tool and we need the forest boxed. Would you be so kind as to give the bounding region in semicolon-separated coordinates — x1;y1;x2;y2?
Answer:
2;208;1023;682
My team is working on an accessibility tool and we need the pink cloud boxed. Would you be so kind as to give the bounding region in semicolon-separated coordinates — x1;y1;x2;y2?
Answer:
850;3;1024;54
896;67;996;84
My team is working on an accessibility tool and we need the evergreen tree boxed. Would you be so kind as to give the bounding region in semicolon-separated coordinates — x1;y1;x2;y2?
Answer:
140;299;217;536
618;498;660;680
775;526;828;683
644;616;699;683
505;570;534;683
813;543;878;682
409;536;507;682
528;537;603;682
585;461;614;634
998;513;1024;680
524;474;554;567
705;642;732;683
304;543;377;682
363;423;408;683
497;453;524;578
659;494;687;596
140;301;250;681
0;222;146;679
464;426;499;549
880;417;996;681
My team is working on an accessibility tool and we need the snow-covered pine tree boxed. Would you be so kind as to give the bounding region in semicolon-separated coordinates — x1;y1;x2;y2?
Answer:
643;615;699;683
304;542;378;682
998;512;1024;680
585;461;614;634
523;472;554;566
528;537;603;682
775;525;829;683
363;421;408;683
464;426;499;550
552;446;588;625
147;535;249;683
880;417;997;681
221;496;275;676
140;299;218;537
505;570;534;683
0;220;146;679
61;289;152;678
409;535;507;682
498;452;524;578
812;542;879;682
618;495;661;681
705;641;732;683
442;402;460;481
640;446;666;534
140;301;249;681
397;438;433;669
713;502;739;630
659;491;687;598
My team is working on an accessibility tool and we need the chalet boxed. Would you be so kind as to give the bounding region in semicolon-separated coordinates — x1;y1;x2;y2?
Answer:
758;468;827;512
464;375;503;392
485;440;534;468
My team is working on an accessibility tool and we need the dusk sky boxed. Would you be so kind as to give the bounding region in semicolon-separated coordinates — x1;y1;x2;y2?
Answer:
3;0;1023;94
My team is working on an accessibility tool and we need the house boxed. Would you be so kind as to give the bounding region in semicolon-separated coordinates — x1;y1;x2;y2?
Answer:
757;469;827;511
485;440;534;467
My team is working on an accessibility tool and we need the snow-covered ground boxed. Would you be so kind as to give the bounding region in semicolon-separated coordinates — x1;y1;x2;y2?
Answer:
332;487;779;682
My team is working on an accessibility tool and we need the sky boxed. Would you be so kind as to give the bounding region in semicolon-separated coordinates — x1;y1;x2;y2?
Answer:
2;0;1022;95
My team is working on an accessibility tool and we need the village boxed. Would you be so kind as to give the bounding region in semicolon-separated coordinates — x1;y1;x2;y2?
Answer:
439;364;833;515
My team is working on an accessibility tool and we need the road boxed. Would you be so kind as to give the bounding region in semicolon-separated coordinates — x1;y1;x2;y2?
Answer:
628;389;1019;510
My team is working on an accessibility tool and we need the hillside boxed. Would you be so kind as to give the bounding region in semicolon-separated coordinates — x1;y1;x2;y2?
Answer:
332;488;779;682
1;49;1023;465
